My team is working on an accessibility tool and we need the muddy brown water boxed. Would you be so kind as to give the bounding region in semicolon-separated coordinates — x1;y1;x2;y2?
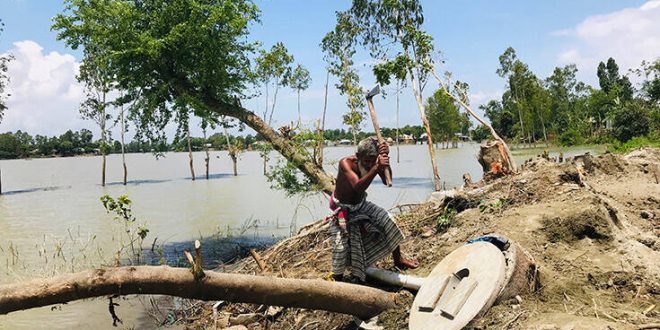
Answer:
0;143;604;329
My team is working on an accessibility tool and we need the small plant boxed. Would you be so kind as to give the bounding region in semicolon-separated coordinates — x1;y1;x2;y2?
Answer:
436;208;456;233
479;199;507;213
100;194;149;264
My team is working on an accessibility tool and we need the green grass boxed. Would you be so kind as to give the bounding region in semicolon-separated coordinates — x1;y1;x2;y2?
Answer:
608;135;660;154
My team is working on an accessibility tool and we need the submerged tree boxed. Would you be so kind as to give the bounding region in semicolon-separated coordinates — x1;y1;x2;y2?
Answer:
255;42;294;175
78;46;113;186
53;0;335;194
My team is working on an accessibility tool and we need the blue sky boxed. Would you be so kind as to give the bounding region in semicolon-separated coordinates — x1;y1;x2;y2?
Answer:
1;0;658;139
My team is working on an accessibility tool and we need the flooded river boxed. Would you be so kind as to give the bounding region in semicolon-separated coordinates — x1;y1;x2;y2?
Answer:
0;143;603;329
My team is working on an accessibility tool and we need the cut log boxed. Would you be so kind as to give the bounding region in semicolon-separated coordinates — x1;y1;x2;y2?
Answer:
0;266;397;320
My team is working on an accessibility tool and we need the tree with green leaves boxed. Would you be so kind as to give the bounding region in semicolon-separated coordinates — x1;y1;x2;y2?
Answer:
78;45;113;186
426;88;462;147
256;42;295;127
638;59;660;104
321;11;365;146
597;58;634;102
255;42;295;175
53;0;335;194
289;64;311;127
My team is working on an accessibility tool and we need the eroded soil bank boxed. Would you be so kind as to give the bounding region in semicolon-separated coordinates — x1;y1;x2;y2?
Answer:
188;148;659;330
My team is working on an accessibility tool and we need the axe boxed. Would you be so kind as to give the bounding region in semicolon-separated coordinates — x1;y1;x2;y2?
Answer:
366;85;392;187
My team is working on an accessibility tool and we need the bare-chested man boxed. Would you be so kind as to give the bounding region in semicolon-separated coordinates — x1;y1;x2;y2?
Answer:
329;137;418;282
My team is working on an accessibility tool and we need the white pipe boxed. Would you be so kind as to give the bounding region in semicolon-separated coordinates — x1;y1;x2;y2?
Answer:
366;267;424;290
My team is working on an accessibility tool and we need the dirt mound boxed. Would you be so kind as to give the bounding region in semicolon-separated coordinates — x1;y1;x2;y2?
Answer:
187;148;660;330
540;208;614;243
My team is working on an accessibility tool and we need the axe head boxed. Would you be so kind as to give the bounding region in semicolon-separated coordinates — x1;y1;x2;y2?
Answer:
366;85;381;99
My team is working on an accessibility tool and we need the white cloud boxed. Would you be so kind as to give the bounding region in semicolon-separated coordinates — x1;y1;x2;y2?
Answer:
1;40;90;136
554;0;660;84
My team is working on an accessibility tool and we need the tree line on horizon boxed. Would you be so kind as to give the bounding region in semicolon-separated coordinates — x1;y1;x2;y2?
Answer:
0;125;439;160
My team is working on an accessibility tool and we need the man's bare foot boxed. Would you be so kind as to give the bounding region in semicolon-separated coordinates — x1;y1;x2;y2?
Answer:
394;257;419;269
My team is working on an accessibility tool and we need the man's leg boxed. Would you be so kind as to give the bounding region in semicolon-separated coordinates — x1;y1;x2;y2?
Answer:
392;246;419;269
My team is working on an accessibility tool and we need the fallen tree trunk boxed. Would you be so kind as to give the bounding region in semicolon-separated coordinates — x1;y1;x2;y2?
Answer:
0;266;397;320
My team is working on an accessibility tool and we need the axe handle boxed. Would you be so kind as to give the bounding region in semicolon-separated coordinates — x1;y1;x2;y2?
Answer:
367;97;392;187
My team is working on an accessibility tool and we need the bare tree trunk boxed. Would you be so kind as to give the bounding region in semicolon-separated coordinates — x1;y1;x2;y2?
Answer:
396;80;401;164
410;74;441;191
101;92;107;187
0;266;397;320
318;70;329;168
297;89;301;127
120;100;127;185
268;81;279;126
263;155;267;175
203;128;209;180
187;124;195;181
222;120;238;177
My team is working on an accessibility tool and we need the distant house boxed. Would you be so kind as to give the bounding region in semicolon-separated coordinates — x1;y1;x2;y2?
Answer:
417;133;429;144
454;133;470;141
398;134;414;144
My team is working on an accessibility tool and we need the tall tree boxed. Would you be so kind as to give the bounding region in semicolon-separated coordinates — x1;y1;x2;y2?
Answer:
256;42;294;126
255;42;294;175
321;11;365;146
289;64;311;126
78;46;113;186
53;0;335;194
497;47;529;143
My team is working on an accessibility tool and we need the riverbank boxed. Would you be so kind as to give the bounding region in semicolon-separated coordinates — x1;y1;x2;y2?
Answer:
186;148;659;329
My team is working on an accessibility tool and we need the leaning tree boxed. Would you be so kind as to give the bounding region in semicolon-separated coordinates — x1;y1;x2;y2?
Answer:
53;0;335;194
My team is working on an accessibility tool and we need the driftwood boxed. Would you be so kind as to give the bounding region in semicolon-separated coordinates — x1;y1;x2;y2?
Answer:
0;266;398;320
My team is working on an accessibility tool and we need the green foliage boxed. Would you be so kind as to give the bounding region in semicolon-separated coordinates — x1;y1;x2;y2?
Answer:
471;125;491;143
608;134;660;153
289;65;311;93
611;101;651;142
426;88;466;144
53;0;260;140
100;194;149;264
265;127;322;196
436;208;456;233
266;159;317;196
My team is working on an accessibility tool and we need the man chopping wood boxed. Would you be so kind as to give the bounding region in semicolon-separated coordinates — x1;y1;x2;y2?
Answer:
329;136;419;282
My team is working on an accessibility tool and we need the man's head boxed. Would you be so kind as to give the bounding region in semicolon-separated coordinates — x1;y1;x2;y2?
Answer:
356;136;379;172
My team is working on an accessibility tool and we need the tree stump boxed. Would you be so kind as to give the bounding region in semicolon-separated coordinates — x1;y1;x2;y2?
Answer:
478;140;511;179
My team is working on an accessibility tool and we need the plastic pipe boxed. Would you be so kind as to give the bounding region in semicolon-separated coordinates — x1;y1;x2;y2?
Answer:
366;267;424;290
